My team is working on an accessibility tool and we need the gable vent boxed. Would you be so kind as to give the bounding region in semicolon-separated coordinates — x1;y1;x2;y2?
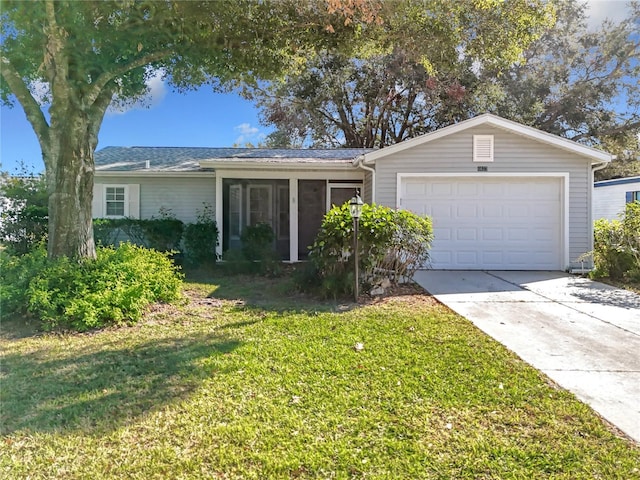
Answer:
473;135;494;162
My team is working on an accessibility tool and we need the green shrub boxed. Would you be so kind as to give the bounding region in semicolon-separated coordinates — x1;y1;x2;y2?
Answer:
92;210;184;252
93;218;126;247
183;204;218;265
592;202;640;281
139;208;184;252
0;243;183;331
621;201;640;280
241;223;275;261
0;169;48;255
592;219;630;279
239;223;281;275
307;203;433;298
0;245;48;313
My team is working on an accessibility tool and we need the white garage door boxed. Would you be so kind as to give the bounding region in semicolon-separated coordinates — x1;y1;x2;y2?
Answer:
400;176;563;270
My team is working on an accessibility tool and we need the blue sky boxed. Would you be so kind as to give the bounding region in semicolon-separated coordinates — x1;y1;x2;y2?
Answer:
0;83;271;174
0;0;630;174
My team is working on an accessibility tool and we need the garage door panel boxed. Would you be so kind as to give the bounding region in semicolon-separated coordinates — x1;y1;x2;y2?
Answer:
406;182;426;196
457;228;477;241
457;204;478;218
458;183;480;196
533;227;555;241
482;205;503;217
402;176;562;270
456;251;478;264
482;251;504;265
507;204;530;217
432;251;453;264
431;183;453;195
481;228;503;241
507;228;529;241
533;202;557;217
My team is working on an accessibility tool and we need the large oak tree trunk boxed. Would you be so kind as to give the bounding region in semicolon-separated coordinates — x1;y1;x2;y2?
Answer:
45;114;99;260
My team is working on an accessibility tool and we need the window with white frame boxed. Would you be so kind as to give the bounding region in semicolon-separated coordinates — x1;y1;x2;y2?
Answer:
105;186;127;217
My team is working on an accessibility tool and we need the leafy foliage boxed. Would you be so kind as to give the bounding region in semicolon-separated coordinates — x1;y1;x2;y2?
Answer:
240;223;275;261
92;218;126;247
250;51;479;148
484;0;640;160
138;208;184;252
0;243;183;331
239;223;281;276
183;204;219;266
252;1;638;161
596;160;640;182
592;202;640;281
0;169;48;255
247;0;555;148
307;203;433;297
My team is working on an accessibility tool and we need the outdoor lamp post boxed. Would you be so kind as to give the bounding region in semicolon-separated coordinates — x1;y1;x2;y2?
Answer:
349;190;364;302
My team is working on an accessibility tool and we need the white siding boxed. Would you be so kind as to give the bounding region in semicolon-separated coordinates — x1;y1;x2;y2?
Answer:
374;125;593;270
94;176;216;223
593;180;640;221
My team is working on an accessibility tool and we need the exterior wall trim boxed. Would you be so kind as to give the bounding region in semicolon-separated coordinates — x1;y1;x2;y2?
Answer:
594;176;640;188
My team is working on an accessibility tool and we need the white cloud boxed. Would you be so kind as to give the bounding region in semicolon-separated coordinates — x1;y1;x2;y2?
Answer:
584;0;631;30
234;122;265;145
29;80;51;105
145;69;167;107
107;68;167;115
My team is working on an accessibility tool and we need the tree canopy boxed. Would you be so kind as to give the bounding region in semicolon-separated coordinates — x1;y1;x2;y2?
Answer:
251;0;639;169
485;0;640;161
0;0;381;259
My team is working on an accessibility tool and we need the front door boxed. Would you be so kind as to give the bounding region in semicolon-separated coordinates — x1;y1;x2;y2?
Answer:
298;180;326;257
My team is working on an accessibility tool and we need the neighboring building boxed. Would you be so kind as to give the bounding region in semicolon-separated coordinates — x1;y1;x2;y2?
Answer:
93;114;612;271
593;176;640;221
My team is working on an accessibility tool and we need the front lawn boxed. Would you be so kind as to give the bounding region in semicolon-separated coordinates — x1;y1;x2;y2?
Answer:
2;273;638;479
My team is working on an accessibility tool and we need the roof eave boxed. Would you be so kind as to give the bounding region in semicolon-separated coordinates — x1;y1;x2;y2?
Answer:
198;160;356;170
95;170;216;177
363;114;613;165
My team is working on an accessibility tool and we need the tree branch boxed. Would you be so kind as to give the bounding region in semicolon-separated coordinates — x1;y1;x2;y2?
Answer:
86;49;173;108
0;56;50;154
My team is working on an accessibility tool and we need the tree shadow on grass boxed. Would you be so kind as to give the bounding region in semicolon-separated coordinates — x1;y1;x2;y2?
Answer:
1;331;241;435
189;271;351;314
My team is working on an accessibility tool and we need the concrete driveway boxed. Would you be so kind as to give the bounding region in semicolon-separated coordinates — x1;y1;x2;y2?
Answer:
413;270;640;443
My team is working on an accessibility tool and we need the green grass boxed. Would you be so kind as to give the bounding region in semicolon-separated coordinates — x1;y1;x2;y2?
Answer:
2;272;639;479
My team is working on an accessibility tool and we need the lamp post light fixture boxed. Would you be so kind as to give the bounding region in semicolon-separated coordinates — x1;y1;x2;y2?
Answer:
349;189;364;302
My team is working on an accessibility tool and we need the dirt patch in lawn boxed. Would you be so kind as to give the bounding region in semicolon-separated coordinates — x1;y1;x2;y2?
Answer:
360;282;438;308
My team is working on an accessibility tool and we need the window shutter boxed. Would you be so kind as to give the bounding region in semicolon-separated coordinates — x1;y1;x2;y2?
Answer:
473;135;494;162
129;184;140;218
626;191;633;204
92;184;103;218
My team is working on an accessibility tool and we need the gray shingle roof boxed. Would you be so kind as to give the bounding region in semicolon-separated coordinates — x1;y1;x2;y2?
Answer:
95;146;373;172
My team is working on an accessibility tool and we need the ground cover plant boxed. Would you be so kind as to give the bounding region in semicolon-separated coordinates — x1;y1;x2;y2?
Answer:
0;243;183;331
1;272;638;479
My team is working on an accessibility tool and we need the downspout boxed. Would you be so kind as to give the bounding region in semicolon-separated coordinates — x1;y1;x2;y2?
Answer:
570;157;612;274
354;154;376;204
